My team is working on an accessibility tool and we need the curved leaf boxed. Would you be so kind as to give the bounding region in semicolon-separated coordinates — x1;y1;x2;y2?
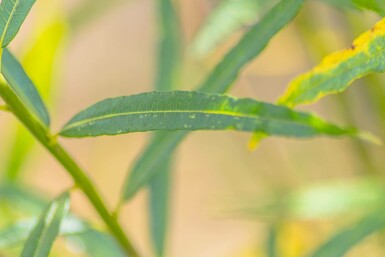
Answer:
278;18;385;107
120;0;306;202
0;216;87;249
60;91;355;138
2;48;50;126
190;0;275;57
0;0;36;48
309;210;385;257
352;0;385;16
20;192;70;257
200;0;305;94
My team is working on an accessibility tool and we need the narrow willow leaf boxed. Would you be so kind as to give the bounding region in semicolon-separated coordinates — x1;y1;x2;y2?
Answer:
199;0;305;94
2;49;50;126
149;158;172;257
309;211;385;257
0;0;36;48
155;0;180;91
0;184;46;215
124;131;186;200
147;0;180;256
266;226;280;257
121;0;306;202
60;91;354;138
352;0;385;16
278;18;385;107
20;192;70;257
190;0;275;57
5;19;68;181
0;216;87;249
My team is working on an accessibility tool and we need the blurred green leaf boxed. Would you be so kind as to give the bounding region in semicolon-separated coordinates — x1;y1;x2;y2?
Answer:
2;49;50;127
278;18;385;108
190;0;276;57
0;0;36;48
200;0;305;94
309;210;385;257
60;90;355;138
148;0;181;256
20;192;70;257
4;19;68;181
0;216;87;249
351;0;385;16
149;159;172;257
122;0;306;202
0;184;46;215
288;180;385;219
228;179;385;220
266;225;280;257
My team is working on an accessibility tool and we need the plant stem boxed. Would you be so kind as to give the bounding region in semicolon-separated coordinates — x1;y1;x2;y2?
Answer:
0;76;140;257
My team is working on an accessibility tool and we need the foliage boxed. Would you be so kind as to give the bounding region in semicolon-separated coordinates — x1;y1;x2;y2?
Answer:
0;0;385;257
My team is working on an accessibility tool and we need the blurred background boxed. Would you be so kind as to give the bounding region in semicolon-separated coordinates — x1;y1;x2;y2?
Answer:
1;0;385;256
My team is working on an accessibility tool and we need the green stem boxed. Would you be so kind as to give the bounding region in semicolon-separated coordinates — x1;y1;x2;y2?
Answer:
0;76;140;257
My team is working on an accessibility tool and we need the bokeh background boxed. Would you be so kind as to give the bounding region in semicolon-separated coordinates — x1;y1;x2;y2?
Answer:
1;0;385;257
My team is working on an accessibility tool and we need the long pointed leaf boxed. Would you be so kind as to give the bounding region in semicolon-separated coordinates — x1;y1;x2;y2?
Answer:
190;0;275;57
309;210;385;257
0;0;36;47
60;91;355;138
278;18;385;107
121;0;306;202
148;0;181;256
20;192;70;257
149;158;172;257
2;49;50;126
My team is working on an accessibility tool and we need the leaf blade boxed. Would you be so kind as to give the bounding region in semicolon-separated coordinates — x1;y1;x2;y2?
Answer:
0;0;37;47
60;91;354;138
278;18;385;107
2;48;50;126
120;0;306;202
309;211;385;257
20;192;70;257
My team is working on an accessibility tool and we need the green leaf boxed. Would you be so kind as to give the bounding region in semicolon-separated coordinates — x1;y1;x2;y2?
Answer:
2;48;50;126
147;0;181;256
149;157;172;257
154;0;180;92
20;192;70;257
0;0;36;48
266;225;280;257
60;91;354;138
199;0;305;94
278;18;385;108
0;216;87;249
190;0;276;57
121;0;306;202
352;0;385;16
309;210;385;257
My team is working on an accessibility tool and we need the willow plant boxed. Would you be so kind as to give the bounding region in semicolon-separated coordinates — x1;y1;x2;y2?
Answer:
0;0;385;257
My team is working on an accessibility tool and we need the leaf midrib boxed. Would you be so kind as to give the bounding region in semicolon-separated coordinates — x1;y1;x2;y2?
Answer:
62;109;304;132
